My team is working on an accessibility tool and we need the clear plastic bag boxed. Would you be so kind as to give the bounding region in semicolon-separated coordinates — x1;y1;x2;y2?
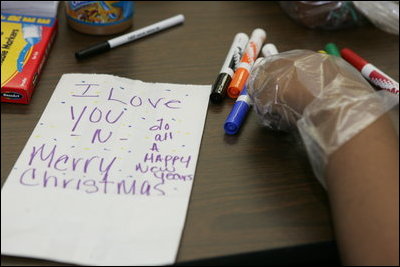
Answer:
279;1;366;30
352;1;399;35
279;1;400;35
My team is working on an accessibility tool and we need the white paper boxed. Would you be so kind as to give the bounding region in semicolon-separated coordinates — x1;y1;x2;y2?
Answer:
1;74;211;266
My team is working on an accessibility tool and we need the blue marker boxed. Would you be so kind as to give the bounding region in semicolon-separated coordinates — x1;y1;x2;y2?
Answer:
224;86;252;135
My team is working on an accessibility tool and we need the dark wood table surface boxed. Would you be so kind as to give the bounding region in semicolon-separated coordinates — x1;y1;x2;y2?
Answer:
1;1;399;266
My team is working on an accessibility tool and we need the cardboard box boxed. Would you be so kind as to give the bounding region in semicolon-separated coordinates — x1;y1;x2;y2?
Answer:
1;13;57;104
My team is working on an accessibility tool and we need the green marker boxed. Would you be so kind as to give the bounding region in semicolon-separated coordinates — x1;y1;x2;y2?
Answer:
325;43;341;57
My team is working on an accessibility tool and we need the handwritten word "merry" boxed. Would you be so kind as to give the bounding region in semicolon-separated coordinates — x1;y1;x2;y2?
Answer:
28;144;116;180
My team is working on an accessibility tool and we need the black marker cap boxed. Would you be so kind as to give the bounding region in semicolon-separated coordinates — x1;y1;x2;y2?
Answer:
210;73;232;104
75;41;111;60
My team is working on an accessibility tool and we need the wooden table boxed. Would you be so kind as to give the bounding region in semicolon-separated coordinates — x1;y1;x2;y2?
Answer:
1;2;399;265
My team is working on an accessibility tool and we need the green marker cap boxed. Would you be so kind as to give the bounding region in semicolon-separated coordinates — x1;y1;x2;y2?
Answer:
325;43;341;57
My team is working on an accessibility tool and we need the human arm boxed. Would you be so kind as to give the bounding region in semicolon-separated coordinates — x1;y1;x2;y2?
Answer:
247;50;399;265
326;113;398;265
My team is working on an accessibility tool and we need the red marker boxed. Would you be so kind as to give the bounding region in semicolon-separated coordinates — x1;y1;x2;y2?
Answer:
341;48;399;96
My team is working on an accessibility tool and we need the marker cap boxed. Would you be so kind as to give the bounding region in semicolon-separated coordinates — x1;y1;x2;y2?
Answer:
262;43;278;57
210;73;232;104
227;68;249;98
224;101;250;134
325;43;340;57
251;28;267;41
340;48;368;71
75;41;111;60
224;88;251;135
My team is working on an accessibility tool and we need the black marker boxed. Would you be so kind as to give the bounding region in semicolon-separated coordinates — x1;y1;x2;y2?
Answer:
210;33;249;104
75;14;185;59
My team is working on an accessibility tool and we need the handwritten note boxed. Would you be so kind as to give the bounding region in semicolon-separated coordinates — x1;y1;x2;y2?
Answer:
1;74;210;265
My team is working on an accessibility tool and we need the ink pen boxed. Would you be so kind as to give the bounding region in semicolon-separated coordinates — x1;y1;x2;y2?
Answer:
75;14;185;59
210;33;249;104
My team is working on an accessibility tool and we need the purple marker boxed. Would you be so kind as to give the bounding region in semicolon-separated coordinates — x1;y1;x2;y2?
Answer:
224;86;252;135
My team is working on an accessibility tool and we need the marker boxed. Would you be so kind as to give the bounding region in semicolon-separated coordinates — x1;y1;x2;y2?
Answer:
75;14;185;59
224;56;269;135
318;50;327;54
210;33;249;104
227;28;266;99
262;43;279;57
325;43;341;57
224;86;252;135
341;48;399;96
224;45;280;135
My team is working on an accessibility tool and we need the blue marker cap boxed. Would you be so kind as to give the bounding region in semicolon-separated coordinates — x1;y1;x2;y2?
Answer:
224;87;251;135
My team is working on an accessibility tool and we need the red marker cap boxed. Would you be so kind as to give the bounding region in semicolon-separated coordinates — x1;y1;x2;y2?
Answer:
340;48;368;71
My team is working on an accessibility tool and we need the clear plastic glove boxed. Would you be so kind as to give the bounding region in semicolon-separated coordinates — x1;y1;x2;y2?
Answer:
247;50;398;188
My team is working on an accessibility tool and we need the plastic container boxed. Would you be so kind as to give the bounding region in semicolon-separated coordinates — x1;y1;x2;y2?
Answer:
65;1;134;35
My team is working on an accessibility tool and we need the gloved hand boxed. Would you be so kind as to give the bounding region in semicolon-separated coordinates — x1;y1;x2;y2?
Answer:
247;50;397;188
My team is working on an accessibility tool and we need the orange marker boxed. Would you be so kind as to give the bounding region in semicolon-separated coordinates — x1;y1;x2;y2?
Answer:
227;28;267;98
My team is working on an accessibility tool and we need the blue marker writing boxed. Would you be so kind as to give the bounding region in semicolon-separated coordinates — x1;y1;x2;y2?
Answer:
224;86;252;135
